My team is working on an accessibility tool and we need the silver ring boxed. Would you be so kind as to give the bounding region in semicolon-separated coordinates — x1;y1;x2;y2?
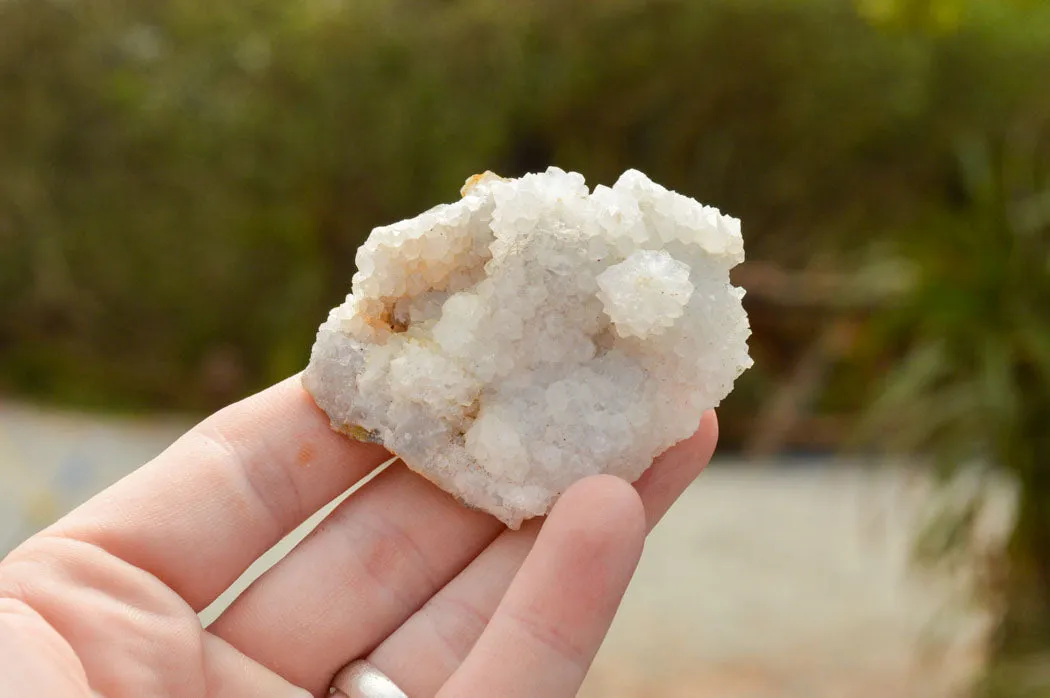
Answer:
330;660;408;698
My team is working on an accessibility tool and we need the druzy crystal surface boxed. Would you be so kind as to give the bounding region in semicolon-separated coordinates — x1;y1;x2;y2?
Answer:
303;167;752;527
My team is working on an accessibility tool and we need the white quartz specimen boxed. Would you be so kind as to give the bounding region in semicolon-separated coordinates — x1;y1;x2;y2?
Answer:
596;250;695;339
303;167;752;528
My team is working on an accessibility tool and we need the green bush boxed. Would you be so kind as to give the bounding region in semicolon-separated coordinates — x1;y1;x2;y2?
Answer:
1;0;1048;414
862;129;1050;637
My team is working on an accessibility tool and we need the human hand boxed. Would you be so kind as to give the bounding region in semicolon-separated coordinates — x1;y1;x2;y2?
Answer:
0;377;717;697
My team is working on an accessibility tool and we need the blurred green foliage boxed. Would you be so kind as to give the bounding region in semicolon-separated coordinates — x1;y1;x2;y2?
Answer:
2;0;1043;411
1;0;1049;481
863;131;1050;664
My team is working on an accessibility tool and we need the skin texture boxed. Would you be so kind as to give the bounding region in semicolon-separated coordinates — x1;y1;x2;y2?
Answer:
0;376;718;698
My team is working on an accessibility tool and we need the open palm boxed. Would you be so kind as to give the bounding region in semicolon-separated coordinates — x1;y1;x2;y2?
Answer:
0;377;717;697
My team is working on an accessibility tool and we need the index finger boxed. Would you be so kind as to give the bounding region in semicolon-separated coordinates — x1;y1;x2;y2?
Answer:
32;376;391;611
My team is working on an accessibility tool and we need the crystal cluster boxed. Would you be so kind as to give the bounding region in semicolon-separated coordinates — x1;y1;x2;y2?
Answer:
303;167;751;528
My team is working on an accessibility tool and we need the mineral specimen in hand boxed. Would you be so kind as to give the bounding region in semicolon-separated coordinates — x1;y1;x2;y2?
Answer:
303;167;751;528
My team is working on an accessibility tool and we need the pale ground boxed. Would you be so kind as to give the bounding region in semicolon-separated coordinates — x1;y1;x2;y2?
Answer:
0;401;1019;697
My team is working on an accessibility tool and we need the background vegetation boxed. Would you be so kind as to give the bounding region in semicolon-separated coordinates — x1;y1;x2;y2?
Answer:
1;0;1048;689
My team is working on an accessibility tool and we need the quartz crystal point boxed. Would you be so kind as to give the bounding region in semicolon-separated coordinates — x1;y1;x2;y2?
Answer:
303;167;752;528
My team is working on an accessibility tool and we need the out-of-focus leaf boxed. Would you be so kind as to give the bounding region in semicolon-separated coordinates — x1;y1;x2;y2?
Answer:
859;339;948;447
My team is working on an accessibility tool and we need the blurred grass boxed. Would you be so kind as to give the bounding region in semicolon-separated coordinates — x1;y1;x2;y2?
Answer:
980;651;1050;698
2;0;1045;414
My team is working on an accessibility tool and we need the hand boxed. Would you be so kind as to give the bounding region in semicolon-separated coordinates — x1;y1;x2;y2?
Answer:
0;377;717;698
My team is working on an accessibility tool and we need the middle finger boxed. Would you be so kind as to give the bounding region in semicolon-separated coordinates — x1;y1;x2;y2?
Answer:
366;411;718;697
207;461;504;695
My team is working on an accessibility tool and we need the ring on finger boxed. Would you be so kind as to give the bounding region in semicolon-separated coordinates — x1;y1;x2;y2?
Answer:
330;659;407;698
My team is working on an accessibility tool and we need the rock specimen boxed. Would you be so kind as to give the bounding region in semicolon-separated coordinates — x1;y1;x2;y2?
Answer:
303;167;751;527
